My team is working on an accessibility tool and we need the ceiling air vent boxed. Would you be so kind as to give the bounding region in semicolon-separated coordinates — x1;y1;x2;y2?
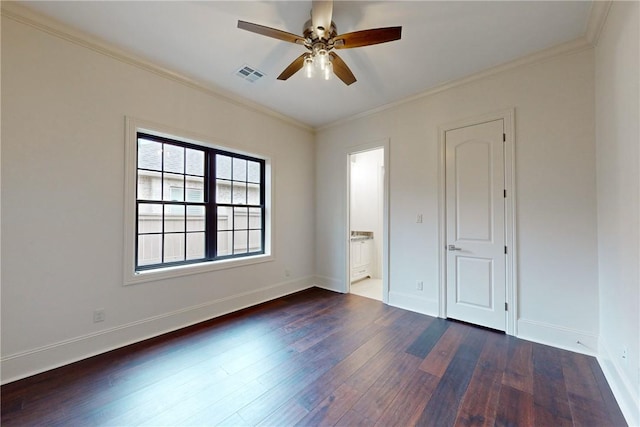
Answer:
235;65;265;83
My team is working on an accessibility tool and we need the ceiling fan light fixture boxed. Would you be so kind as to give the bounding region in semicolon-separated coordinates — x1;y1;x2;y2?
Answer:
323;61;333;80
304;55;315;78
316;48;328;70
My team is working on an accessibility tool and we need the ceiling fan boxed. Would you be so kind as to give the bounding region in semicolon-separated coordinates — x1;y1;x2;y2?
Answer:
237;0;402;85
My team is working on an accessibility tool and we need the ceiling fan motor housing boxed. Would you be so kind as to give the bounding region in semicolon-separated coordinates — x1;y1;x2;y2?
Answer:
303;19;338;46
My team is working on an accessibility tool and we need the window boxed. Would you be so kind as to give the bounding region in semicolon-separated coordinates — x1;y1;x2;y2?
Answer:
134;131;266;273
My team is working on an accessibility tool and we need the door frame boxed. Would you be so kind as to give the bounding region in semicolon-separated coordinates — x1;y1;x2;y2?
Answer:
437;109;517;335
346;139;390;304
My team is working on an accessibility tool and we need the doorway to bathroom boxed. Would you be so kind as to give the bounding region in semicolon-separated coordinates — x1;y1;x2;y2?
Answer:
347;145;388;302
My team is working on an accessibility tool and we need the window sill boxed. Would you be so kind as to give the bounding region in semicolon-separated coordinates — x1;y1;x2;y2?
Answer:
124;253;274;286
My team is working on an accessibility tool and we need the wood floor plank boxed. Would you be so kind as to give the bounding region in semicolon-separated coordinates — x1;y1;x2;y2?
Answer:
494;384;534;427
295;383;363;426
502;336;534;394
454;330;508;427
335;409;376;427
350;352;423;422
562;350;620;426
420;321;470;377
588;356;629;426
375;370;440;426
257;401;309;426
295;310;424;411
531;342;573;426
416;325;487;427
0;289;627;427
406;317;450;358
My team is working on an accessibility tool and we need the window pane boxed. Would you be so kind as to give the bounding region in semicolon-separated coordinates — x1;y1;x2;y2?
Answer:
165;205;185;232
247;183;260;205
248;161;261;183
138;203;162;233
217;206;232;231
186;206;205;231
138;234;161;266
164;233;185;262
232;181;247;205
216;179;231;204
138;139;162;170
163;144;184;173
233;158;247;181
234;207;248;230
137;171;162;200
248;207;262;229
234;230;248;254
164;174;184;201
217;231;232;256
185;179;204;202
185;148;204;176
249;230;262;252
216;155;232;179
186;232;205;260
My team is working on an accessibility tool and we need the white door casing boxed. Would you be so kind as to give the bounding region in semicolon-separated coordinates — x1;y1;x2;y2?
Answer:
445;119;506;331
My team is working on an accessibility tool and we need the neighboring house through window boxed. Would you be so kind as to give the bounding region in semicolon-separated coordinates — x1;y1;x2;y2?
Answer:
135;132;266;271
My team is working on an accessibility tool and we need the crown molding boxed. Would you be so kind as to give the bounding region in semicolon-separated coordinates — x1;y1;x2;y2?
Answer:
1;2;314;133
3;1;610;134
318;0;612;132
585;0;613;46
317;35;593;132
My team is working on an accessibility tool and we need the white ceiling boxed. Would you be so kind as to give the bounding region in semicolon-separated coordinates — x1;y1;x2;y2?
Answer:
21;1;593;128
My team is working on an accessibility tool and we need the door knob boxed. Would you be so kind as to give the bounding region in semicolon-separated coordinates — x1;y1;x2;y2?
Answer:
448;244;462;251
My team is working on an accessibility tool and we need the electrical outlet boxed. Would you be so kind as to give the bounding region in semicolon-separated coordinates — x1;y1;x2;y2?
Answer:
285;269;291;277
622;346;628;364
93;309;105;323
416;214;423;223
416;281;423;291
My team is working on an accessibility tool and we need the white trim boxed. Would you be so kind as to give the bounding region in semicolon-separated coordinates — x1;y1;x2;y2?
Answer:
437;109;517;335
598;342;640;427
1;2;600;134
517;318;598;356
313;275;344;293
585;0;613;46
0;2;312;133
345;140;390;304
388;291;439;317
123;117;275;286
1;277;315;385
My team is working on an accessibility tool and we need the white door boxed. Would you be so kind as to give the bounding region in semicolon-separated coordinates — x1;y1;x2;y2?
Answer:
445;119;506;331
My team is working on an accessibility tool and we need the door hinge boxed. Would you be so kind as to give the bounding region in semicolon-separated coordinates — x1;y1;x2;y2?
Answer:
503;133;506;142
504;246;508;254
503;189;507;198
505;302;508;311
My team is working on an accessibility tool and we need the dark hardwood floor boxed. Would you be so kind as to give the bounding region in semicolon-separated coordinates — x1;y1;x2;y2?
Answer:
1;288;627;426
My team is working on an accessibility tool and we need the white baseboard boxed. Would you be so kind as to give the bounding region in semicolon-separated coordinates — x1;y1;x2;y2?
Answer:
313;275;345;293
598;342;640;427
388;291;439;317
1;277;314;385
517;318;598;355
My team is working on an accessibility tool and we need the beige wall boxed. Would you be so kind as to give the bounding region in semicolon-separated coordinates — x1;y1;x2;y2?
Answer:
1;13;315;382
316;48;598;352
595;2;640;424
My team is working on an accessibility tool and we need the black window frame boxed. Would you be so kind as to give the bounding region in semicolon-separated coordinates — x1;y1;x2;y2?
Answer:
135;132;266;272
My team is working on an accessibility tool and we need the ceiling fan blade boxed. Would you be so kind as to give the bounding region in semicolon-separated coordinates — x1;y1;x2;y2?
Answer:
237;20;306;45
329;52;356;86
333;26;402;49
277;53;307;81
312;0;333;39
